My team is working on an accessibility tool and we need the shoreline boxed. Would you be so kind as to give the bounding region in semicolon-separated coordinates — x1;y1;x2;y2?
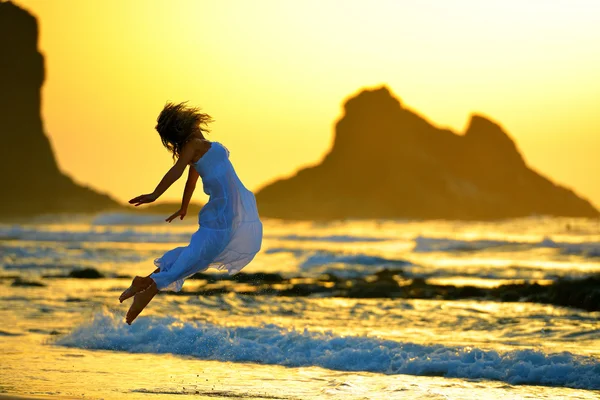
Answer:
0;396;81;400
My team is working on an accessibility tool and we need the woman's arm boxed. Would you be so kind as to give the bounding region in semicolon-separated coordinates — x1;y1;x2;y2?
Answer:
166;167;199;222
129;143;197;206
181;167;199;211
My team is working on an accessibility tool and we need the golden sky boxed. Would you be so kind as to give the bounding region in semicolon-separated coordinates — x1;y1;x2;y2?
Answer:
16;0;600;207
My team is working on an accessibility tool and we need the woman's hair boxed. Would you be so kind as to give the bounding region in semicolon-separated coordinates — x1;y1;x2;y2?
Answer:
155;102;213;159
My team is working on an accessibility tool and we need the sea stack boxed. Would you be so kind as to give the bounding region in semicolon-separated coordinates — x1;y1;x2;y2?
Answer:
0;1;119;219
256;86;598;220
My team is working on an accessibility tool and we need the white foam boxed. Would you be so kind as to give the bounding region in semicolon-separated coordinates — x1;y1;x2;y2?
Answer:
300;252;409;269
557;242;600;258
91;212;171;226
266;248;409;267
265;248;410;277
17;212;192;226
266;246;599;280
413;235;600;258
272;234;391;243
56;309;600;390
413;236;519;252
0;225;191;243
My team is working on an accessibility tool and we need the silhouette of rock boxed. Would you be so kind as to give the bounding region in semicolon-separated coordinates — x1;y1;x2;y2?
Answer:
11;277;45;287
171;270;600;312
0;1;119;219
256;86;598;220
68;268;104;279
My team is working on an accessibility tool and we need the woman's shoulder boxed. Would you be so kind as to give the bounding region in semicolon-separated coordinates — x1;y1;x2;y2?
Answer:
185;139;213;164
183;138;211;152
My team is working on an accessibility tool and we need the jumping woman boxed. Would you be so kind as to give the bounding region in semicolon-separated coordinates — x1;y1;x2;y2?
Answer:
119;103;263;324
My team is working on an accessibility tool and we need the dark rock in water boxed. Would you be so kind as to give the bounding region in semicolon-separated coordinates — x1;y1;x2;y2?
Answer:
0;2;119;220
409;277;427;287
278;283;331;297
498;289;521;302
0;330;23;336
11;277;45;287
189;272;221;282
346;279;401;298
232;272;285;284
317;273;341;283
454;285;486;298
373;268;405;281
65;297;84;302
175;271;600;312
256;86;598;220
189;271;286;285
175;286;230;296
68;268;104;279
494;276;600;312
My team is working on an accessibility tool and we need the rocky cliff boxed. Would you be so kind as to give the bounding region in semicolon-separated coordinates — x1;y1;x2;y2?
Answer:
0;1;119;218
256;86;598;220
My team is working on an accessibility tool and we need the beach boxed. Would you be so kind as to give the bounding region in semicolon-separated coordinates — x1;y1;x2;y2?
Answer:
1;215;599;399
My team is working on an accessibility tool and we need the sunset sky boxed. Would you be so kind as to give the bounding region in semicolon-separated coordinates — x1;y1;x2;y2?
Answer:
16;0;600;207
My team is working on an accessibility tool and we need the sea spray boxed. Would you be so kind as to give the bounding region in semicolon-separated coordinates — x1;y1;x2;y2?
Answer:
56;308;600;390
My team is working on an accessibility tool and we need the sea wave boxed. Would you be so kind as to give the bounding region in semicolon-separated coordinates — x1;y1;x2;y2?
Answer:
91;212;172;226
264;247;600;281
414;235;600;258
267;248;409;267
269;234;392;243
300;252;410;270
0;225;192;243
13;212;193;226
0;242;151;264
266;248;410;277
413;236;516;252
540;237;600;258
56;310;600;390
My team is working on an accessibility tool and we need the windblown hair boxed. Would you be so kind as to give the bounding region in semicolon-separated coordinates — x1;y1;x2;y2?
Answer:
155;102;213;159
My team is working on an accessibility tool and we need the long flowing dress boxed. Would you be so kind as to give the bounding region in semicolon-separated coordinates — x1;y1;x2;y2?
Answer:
150;142;263;292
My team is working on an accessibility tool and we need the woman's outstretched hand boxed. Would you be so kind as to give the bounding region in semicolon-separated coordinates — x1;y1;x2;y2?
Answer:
166;208;186;223
129;193;157;207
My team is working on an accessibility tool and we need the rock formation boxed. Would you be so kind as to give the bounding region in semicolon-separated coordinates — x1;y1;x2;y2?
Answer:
0;1;119;219
256;86;598;220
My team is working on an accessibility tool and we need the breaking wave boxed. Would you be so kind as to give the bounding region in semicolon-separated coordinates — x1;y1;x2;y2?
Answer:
414;235;600;258
56;310;600;390
271;234;392;243
0;224;193;243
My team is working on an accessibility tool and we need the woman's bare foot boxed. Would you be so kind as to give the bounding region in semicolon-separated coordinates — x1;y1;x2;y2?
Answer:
126;281;158;325
119;276;154;303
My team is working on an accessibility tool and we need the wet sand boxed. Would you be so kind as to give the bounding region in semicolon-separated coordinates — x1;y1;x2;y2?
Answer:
0;396;81;400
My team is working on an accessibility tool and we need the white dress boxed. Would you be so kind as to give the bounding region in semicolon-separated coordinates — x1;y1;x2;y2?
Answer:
150;142;263;291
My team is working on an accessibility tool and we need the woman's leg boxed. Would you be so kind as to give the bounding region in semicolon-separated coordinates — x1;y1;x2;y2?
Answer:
150;229;226;290
118;275;155;303
121;229;227;324
119;245;187;309
125;280;159;325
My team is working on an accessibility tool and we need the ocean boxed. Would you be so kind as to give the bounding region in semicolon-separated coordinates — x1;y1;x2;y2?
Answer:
1;214;599;399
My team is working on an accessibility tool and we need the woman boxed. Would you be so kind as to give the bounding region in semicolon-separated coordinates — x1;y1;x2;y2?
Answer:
119;102;263;324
